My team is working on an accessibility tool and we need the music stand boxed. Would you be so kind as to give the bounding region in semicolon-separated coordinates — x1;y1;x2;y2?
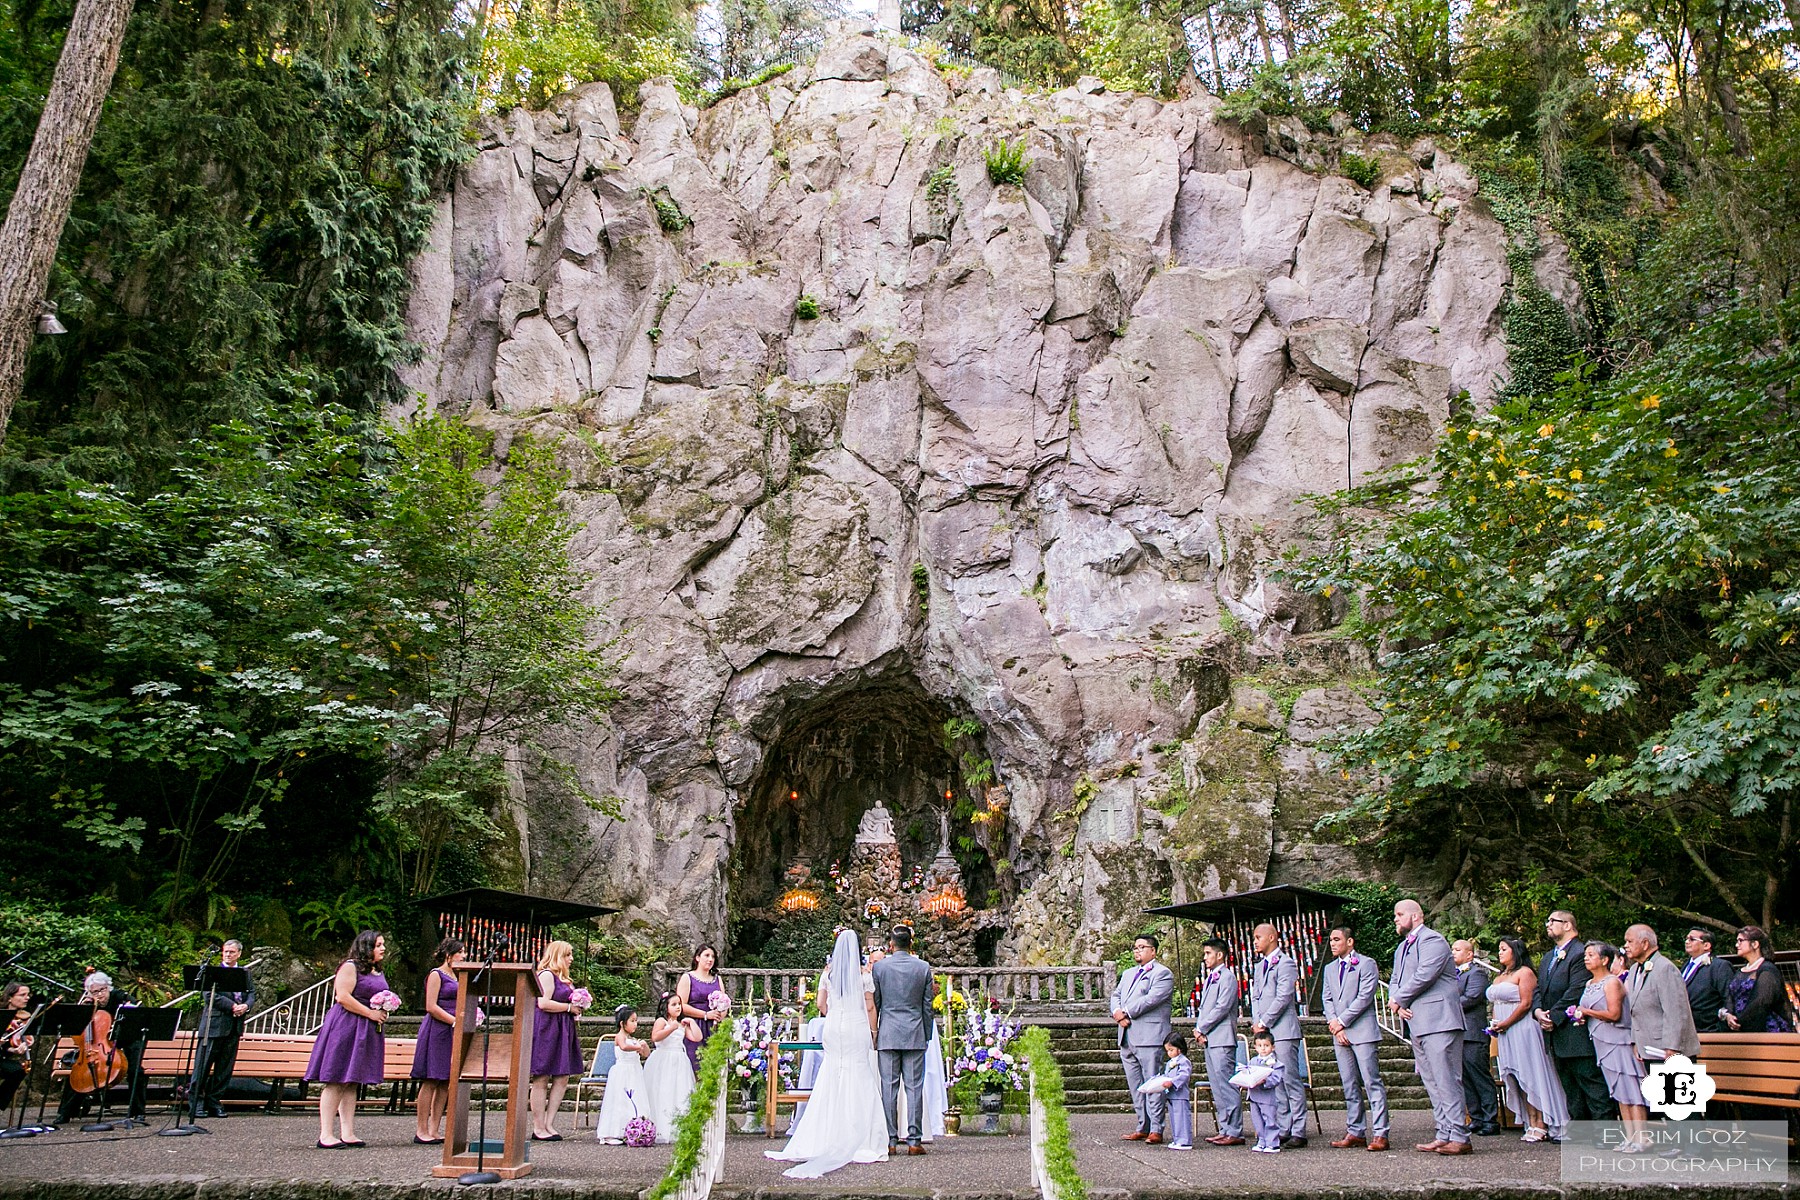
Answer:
34;1004;116;1130
163;965;251;1136
109;1007;178;1129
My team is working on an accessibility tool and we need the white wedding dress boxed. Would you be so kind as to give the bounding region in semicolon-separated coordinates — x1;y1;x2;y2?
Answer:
642;1019;696;1144
764;931;890;1177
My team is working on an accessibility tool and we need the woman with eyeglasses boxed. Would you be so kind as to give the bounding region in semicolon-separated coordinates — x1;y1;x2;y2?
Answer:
1720;927;1795;1034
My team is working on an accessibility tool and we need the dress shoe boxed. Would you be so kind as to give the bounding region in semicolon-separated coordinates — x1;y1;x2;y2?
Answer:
1281;1135;1307;1149
1330;1135;1366;1149
1145;1133;1163;1145
206;1106;227;1119
1121;1131;1149;1141
889;1144;899;1156
1415;1139;1446;1152
1436;1140;1473;1156
1366;1137;1389;1152
1474;1124;1503;1136
1208;1135;1245;1146
908;1144;926;1156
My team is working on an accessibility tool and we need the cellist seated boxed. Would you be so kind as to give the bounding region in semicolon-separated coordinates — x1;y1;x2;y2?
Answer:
51;972;144;1126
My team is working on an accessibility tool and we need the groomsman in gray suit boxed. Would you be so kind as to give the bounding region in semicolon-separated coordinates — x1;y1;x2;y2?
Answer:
1110;934;1174;1143
1249;922;1308;1148
1390;900;1470;1155
1322;926;1389;1151
1193;938;1245;1146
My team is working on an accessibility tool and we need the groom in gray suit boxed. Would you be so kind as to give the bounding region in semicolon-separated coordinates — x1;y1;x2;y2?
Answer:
871;925;935;1155
1110;934;1174;1143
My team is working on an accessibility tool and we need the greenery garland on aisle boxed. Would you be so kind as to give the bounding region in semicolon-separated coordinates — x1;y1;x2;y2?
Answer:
646;1020;735;1200
1018;1026;1087;1200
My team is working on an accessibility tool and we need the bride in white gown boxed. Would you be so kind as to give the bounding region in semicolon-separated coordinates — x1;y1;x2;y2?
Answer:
764;929;890;1178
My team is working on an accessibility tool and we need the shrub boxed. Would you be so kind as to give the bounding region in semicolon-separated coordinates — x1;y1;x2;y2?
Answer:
646;1022;733;1200
1340;151;1380;189
925;164;957;203
984;138;1027;186
1018;1026;1087;1200
794;294;821;320
651;192;689;232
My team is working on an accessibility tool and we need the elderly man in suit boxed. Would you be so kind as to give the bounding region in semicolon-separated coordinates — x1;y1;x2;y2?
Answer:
1249;921;1308;1148
197;939;256;1119
1532;910;1614;1123
1679;928;1735;1034
1111;933;1175;1144
1624;925;1700;1062
1390;900;1470;1154
1193;937;1245;1146
1453;939;1501;1136
1322;925;1388;1151
872;925;937;1155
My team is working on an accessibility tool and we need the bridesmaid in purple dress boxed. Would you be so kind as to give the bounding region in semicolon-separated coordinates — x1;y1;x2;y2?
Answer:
676;945;726;1074
305;930;391;1148
411;938;464;1144
529;940;588;1140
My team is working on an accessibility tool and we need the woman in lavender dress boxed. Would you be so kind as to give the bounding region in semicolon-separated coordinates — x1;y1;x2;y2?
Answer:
529;940;588;1141
1487;937;1569;1143
675;945;725;1074
411;938;464;1145
305;930;391;1148
1575;942;1647;1151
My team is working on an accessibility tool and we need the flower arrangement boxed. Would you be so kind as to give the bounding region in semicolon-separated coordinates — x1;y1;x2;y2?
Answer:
731;1012;774;1097
569;987;594;1010
623;1114;657;1147
932;987;968;1015
949;1008;1024;1092
707;989;732;1018
368;990;402;1014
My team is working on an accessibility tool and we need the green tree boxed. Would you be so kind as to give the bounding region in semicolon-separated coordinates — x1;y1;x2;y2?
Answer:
376;416;620;896
1290;299;1800;933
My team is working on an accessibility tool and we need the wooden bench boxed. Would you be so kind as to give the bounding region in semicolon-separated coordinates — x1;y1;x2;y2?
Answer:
52;1032;420;1111
1696;1032;1800;1112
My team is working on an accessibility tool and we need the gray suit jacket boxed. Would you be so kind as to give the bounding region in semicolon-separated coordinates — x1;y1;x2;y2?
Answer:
1457;963;1492;1042
1392;925;1461;1037
1250;951;1301;1040
1627;952;1701;1059
871;952;934;1052
1110;959;1174;1049
1322;953;1381;1045
1194;965;1240;1043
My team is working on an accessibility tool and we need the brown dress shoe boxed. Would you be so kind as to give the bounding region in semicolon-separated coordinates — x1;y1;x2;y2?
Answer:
1366;1137;1390;1152
1415;1140;1446;1152
1436;1141;1473;1155
1330;1135;1367;1149
1208;1135;1246;1146
1145;1133;1164;1145
908;1145;927;1156
1121;1131;1149;1141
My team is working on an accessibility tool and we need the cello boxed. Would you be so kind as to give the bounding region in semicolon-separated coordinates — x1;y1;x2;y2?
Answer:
67;995;127;1097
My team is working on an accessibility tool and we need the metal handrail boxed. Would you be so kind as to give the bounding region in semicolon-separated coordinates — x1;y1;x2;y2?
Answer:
243;973;336;1036
1373;980;1406;1039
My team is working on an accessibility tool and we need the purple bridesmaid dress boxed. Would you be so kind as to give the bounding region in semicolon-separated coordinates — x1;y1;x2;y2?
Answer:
684;973;721;1074
531;976;584;1078
305;966;389;1086
410;968;458;1082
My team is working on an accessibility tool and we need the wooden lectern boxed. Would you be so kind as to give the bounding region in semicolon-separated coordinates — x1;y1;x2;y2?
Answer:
432;963;544;1180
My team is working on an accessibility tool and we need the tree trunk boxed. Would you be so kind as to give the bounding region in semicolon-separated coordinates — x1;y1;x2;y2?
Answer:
0;0;137;449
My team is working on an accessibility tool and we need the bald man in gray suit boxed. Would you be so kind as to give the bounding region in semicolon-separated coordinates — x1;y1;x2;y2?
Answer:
1390;900;1470;1155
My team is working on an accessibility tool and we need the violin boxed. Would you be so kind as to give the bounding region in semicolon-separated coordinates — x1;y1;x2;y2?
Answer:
67;996;127;1095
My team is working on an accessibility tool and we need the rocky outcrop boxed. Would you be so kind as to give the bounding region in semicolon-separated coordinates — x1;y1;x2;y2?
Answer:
400;25;1575;960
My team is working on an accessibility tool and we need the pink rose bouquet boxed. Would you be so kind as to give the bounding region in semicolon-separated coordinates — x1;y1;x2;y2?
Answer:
569;987;593;1010
706;990;731;1017
368;990;403;1014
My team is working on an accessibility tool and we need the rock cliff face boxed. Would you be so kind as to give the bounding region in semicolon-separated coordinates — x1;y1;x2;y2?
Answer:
401;26;1571;961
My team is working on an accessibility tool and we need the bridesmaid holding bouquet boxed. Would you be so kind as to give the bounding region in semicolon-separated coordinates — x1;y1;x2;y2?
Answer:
529;940;589;1141
676;945;727;1074
305;931;397;1148
410;938;464;1144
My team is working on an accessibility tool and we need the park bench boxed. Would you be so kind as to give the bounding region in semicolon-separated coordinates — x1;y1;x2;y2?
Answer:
1695;1032;1800;1114
51;1032;421;1112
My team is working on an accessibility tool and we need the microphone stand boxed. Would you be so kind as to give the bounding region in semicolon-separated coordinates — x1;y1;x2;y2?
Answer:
459;937;509;1187
162;950;218;1137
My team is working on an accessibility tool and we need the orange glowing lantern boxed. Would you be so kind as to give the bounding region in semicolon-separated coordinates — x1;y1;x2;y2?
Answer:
779;887;821;912
921;884;966;919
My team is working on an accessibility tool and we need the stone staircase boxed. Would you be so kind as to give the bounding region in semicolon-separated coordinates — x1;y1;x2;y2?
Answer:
1040;1019;1430;1116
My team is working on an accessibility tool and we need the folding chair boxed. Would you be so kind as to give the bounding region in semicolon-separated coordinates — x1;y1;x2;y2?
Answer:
573;1040;616;1128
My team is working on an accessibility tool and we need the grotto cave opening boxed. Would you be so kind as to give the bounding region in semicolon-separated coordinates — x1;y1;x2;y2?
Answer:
726;674;1005;967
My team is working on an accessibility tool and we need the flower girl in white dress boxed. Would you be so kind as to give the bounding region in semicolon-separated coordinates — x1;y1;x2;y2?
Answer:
643;991;699;1143
595;1005;653;1144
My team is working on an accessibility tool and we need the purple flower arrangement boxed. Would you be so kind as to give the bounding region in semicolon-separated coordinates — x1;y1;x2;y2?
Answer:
731;1012;775;1096
368;990;402;1014
623;1115;657;1147
949;1008;1024;1092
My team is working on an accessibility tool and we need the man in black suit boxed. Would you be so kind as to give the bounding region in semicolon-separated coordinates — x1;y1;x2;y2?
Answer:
1453;939;1500;1135
1679;928;1734;1034
1531;911;1614;1124
197;940;255;1118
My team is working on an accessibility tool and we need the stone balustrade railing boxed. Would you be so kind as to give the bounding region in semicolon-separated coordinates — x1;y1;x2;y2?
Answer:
650;964;1119;1014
